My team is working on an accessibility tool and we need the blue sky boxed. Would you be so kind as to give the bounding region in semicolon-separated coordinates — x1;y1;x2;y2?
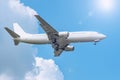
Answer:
20;0;120;80
0;0;120;80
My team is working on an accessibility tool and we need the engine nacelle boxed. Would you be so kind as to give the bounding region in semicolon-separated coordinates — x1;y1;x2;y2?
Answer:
59;32;69;38
64;46;74;51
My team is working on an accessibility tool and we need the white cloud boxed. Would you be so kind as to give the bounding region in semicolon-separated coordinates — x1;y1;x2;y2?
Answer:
9;0;37;17
0;0;63;80
0;74;13;80
0;0;37;79
25;57;64;80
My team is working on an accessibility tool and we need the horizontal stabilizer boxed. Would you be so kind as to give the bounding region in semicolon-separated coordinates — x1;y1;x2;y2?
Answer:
5;27;20;38
5;27;20;45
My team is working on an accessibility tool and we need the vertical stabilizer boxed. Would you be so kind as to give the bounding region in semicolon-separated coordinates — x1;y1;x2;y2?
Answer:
13;23;26;36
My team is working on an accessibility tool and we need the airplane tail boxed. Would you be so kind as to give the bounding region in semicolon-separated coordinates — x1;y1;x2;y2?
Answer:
13;23;26;36
5;23;26;45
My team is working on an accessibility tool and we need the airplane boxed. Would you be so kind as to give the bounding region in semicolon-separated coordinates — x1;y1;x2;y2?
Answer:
5;15;106;56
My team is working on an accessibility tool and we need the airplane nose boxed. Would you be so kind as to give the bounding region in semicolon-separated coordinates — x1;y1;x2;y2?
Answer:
100;34;106;39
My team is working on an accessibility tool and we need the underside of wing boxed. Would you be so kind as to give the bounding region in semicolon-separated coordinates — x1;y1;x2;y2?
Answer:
35;15;69;56
34;15;59;42
34;15;58;35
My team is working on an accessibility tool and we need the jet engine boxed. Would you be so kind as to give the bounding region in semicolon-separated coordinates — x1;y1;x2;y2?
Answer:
59;32;69;38
64;46;74;51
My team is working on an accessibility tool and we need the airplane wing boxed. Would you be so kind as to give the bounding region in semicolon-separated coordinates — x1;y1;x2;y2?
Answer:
34;15;59;44
34;15;58;35
35;15;69;56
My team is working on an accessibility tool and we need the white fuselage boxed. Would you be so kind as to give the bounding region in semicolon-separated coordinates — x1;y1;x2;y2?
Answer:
16;31;106;44
5;20;107;56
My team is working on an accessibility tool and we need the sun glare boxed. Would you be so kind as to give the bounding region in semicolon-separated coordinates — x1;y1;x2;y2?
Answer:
96;0;115;12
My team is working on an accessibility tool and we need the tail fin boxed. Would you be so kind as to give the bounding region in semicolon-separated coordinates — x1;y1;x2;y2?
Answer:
13;23;26;36
5;27;20;45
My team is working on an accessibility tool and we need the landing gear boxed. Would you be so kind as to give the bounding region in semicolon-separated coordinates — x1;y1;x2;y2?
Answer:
52;38;56;43
54;44;59;51
51;39;59;51
94;39;100;45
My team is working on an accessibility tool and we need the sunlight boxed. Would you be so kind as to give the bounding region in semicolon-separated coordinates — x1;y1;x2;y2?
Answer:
96;0;115;12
